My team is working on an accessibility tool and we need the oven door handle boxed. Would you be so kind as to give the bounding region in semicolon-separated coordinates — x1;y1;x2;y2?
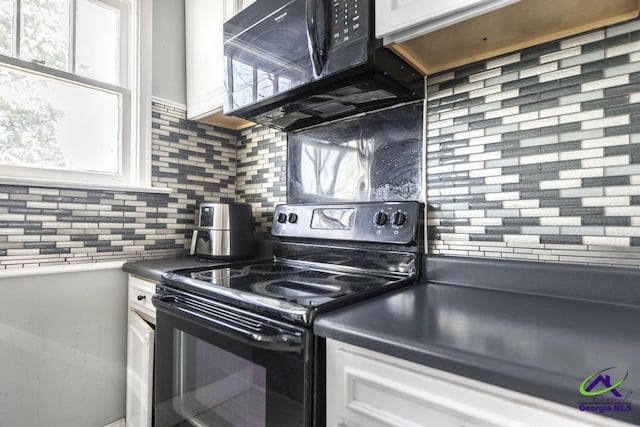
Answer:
153;294;304;352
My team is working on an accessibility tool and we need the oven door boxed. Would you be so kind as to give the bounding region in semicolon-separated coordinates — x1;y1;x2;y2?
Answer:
152;287;311;427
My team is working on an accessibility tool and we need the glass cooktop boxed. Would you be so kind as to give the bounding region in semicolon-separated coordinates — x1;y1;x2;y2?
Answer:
162;260;402;309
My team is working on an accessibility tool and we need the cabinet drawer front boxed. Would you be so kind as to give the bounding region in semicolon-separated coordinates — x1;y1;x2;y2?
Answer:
128;275;156;322
332;348;497;427
327;340;630;427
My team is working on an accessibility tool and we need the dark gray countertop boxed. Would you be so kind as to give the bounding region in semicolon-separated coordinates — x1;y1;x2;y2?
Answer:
314;256;640;425
122;241;274;282
123;256;227;282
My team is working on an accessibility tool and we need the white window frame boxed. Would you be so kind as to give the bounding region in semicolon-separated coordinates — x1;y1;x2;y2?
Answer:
0;0;153;191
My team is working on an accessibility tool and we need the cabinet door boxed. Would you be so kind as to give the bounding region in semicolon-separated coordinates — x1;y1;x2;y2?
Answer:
126;311;155;427
326;340;631;427
185;0;225;120
376;0;518;43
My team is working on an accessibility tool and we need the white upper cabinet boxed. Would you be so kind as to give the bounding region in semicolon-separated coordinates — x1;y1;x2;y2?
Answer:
185;0;253;129
376;0;519;44
375;0;639;76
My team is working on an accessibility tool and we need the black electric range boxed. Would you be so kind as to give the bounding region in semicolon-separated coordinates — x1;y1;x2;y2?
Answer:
153;201;422;427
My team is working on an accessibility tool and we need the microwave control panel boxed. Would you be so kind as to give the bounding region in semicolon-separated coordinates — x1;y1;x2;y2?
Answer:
332;0;366;47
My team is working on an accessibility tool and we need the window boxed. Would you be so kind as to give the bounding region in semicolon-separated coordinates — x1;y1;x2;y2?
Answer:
0;0;151;188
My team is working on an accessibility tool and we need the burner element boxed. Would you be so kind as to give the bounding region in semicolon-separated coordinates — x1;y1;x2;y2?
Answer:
328;274;386;286
192;268;247;286
252;280;345;301
241;263;308;274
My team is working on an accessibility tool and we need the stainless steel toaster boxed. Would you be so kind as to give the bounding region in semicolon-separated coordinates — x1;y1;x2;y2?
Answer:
190;202;254;260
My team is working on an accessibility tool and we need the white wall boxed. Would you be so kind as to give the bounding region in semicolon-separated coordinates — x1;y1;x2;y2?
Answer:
0;267;128;427
152;0;187;104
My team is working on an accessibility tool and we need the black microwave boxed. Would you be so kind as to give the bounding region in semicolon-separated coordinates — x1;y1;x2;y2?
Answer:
223;0;424;131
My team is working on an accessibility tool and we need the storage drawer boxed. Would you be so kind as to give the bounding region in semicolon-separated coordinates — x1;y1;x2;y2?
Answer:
128;275;156;323
326;339;632;427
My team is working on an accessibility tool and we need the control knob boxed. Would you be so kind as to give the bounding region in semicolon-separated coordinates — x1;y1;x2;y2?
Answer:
393;211;407;226
374;211;388;226
288;213;298;223
277;213;287;224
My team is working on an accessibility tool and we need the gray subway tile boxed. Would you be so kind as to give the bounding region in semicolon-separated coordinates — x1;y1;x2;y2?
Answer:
455;62;487;79
521;190;560;200
582;216;631;226
540;235;583;244
484;226;520;235
604;82;640;97
559;129;604;143
559;89;604;105
582;176;631;187
485;123;519;136
503;58;539;73
469;118;503;129
486;209;520;217
485;71;520;86
454;113;485;125
470;234;504;242
502;128;540;141
503;76;540;91
521;226;560;235
469;101;502;114
560;70;604;87
439;218;471;226
503;93;539;108
559;207;605;216
520;135;560;147
470;185;503;194
560;50;605;68
486;158;519;168
559;187;604;197
469;201;504;209
540;123;582;136
581;54;630;73
582;34;631;53
503;217;540;225
606;104;640;117
440;140;471;150
520;171;560;182
540;198;582;207
540;85;582;101
519;80;559;95
560;226;605;235
454;97;486;109
582;95;629;111
604;123;640;136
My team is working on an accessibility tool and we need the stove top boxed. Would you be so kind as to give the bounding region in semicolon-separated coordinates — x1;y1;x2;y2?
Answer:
159;202;422;325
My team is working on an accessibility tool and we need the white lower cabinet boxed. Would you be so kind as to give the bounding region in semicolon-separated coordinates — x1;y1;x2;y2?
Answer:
326;339;631;427
126;275;156;427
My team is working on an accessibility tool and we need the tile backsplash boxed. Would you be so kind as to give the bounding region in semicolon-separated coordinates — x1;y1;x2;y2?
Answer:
0;102;286;269
426;18;640;268
236;125;287;238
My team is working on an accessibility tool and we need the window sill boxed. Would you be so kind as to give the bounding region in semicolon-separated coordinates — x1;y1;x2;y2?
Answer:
0;176;173;195
0;261;126;279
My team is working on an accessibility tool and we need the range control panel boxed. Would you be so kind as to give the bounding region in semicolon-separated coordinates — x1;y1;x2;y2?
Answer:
271;202;421;245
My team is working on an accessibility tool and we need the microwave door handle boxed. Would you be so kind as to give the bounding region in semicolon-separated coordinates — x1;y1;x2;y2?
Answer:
306;0;323;76
153;294;304;352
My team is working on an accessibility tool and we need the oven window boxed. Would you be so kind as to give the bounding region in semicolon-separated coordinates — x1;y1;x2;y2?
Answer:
172;330;267;426
155;311;308;427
